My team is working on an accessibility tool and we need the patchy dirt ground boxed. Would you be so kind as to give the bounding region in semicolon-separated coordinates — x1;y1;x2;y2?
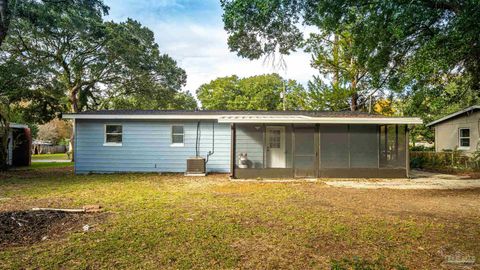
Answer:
0;210;90;247
325;169;480;189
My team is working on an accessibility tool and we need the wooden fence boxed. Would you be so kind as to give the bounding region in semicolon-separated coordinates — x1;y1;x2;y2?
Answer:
410;151;480;171
32;145;67;154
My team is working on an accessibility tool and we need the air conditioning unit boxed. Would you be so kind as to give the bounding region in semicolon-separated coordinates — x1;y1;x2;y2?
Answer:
185;157;206;176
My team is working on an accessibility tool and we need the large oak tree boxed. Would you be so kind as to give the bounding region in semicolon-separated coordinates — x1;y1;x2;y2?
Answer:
221;0;480;111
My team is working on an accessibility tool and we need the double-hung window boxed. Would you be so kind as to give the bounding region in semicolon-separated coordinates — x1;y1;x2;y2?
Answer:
459;128;470;149
104;124;122;146
171;125;184;146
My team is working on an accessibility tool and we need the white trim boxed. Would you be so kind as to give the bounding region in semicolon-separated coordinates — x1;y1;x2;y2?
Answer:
458;127;471;149
104;124;123;146
427;105;480;127
170;143;185;147
62;113;423;125
171;125;184;146
218;116;423;125
103;143;122;147
63;114;219;120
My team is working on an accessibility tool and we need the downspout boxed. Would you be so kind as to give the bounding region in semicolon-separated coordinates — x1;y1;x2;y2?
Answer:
206;121;215;163
195;121;201;157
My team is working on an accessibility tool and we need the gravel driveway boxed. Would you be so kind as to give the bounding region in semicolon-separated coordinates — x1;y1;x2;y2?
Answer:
325;170;480;190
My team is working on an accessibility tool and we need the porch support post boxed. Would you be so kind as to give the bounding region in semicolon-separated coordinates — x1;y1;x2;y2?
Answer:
406;125;410;178
230;123;236;178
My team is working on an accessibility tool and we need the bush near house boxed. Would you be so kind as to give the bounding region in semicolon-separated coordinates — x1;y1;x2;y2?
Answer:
410;150;480;172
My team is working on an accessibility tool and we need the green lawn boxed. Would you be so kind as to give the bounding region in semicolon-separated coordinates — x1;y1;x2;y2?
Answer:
32;153;70;160
29;162;74;169
0;170;479;269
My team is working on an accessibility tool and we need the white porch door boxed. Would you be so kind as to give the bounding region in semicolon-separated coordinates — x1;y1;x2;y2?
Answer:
266;126;286;168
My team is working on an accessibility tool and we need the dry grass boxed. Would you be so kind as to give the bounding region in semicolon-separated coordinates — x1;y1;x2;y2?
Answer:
0;169;479;269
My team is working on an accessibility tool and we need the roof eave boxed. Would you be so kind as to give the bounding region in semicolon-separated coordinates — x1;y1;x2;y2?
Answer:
61;114;219;120
218;117;422;125
426;105;480;127
61;113;422;125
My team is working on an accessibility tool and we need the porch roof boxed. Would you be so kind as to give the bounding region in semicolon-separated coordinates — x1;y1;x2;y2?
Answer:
62;110;422;124
217;115;422;124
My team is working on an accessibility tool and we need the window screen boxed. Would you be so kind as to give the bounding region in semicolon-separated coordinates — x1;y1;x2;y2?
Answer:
379;124;406;168
294;126;316;177
459;128;470;147
350;125;378;168
320;125;349;168
105;124;122;144
235;124;265;168
171;125;184;144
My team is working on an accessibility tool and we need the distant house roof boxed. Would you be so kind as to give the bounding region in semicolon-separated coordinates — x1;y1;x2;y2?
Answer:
62;110;423;125
426;106;480;127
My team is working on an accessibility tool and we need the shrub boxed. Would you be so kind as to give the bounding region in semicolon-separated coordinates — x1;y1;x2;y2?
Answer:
410;145;434;152
410;149;480;171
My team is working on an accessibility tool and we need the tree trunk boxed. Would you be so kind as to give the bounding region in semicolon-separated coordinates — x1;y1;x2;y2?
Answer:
0;0;9;47
0;113;9;171
350;74;358;111
68;87;79;162
350;92;358;111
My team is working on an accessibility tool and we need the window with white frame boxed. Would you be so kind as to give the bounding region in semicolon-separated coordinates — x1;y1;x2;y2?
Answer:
171;125;184;146
105;124;122;145
459;128;470;148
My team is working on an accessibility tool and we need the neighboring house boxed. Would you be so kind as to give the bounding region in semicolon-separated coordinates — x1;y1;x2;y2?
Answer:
32;140;67;154
427;106;480;153
6;123;32;167
62;110;422;178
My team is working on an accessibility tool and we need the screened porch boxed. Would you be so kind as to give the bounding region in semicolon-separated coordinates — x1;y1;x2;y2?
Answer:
231;123;408;179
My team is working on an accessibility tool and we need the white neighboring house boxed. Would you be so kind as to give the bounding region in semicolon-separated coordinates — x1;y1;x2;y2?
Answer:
427;106;480;153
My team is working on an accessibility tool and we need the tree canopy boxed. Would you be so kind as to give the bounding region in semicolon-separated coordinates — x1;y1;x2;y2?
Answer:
221;0;480;113
197;74;308;110
1;0;196;125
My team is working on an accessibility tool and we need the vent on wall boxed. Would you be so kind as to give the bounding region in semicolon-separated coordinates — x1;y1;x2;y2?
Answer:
185;157;206;176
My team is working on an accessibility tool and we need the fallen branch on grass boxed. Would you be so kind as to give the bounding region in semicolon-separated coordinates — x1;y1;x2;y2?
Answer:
31;205;102;213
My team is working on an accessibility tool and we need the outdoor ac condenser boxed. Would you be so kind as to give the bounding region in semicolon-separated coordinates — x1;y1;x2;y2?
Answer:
185;157;206;176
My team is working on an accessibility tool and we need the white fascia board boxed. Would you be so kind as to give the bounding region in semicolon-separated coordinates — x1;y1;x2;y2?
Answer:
426;105;480;127
62;113;423;125
62;114;220;120
218;117;423;125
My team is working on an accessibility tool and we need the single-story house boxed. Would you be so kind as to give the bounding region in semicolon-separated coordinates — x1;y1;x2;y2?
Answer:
62;110;422;178
427;106;480;153
5;123;32;167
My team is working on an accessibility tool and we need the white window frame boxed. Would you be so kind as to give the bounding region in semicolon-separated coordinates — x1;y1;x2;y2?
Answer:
104;124;123;146
458;128;470;150
171;125;184;147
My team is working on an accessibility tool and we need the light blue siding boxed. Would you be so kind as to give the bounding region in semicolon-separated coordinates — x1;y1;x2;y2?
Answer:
235;124;264;168
74;120;231;173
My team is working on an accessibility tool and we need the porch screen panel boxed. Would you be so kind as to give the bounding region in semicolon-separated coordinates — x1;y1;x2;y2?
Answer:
379;124;406;168
349;125;378;168
396;125;407;168
320;124;349;168
294;126;315;176
235;124;264;168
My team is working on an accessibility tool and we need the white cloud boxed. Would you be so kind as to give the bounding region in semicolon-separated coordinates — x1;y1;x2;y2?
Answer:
150;21;316;92
104;0;317;94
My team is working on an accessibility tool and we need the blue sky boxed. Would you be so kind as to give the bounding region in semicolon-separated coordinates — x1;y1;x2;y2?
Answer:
104;0;316;94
